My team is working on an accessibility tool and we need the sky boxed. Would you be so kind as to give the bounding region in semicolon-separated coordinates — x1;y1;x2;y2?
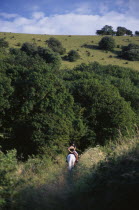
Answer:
0;0;139;35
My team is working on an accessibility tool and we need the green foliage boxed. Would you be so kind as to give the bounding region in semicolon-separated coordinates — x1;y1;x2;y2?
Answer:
71;78;135;145
0;38;9;48
116;26;132;36
96;25;115;35
37;46;61;68
0;72;13;130
20;42;62;68
1;32;139;71
0;40;139;157
70;136;139;210
99;36;116;51
0;149;18;209
5;67;77;156
120;43;139;61
67;50;80;62
135;31;139;36
96;25;132;36
46;37;66;55
20;42;38;55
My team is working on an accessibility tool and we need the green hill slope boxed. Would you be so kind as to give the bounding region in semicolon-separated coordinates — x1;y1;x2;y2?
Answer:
0;32;139;71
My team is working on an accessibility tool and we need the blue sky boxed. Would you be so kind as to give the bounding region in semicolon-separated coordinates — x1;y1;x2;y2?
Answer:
0;0;139;35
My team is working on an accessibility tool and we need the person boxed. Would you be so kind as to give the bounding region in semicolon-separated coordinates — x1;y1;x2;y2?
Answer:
68;143;78;163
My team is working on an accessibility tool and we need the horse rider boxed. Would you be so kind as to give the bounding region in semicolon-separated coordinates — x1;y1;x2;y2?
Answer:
68;143;79;163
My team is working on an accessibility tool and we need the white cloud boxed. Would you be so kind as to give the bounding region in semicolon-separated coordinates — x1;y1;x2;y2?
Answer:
0;12;19;19
32;12;45;19
0;10;139;35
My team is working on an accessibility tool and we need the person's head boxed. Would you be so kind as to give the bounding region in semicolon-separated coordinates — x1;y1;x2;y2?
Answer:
71;143;75;147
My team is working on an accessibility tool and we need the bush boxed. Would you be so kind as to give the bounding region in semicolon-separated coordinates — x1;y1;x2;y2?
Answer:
99;36;116;51
20;42;38;56
37;46;61;67
20;43;61;67
0;38;9;48
0;150;18;209
67;50;80;62
46;37;66;55
120;44;139;61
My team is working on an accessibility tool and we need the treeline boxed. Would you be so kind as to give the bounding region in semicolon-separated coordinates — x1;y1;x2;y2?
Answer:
96;25;139;36
0;40;139;159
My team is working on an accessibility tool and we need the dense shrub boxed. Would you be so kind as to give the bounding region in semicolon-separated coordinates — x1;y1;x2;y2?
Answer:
99;36;116;51
0;150;18;209
37;46;61;67
120;44;139;61
46;37;66;55
0;38;9;48
20;42;38;55
19;43;61;68
67;50;80;62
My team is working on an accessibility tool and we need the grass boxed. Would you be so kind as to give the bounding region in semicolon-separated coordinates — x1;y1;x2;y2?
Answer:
0;32;139;71
70;134;139;210
1;133;138;209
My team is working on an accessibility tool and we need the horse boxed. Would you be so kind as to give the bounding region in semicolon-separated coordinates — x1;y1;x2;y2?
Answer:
67;154;76;170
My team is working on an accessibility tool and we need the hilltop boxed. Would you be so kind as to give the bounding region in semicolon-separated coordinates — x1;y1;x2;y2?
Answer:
0;32;139;71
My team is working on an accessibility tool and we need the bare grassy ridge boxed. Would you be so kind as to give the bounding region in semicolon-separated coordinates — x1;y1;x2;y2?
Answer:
0;32;139;71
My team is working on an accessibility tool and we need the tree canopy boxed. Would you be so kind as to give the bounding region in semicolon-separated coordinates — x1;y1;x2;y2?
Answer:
96;25;133;36
99;36;116;51
0;40;139;158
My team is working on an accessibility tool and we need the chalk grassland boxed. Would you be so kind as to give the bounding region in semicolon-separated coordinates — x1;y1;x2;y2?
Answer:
0;32;139;71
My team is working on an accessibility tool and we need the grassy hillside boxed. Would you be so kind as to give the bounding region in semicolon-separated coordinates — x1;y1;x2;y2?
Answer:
0;32;139;71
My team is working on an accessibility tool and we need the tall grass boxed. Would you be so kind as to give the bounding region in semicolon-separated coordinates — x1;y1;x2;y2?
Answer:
70;134;139;210
0;133;138;209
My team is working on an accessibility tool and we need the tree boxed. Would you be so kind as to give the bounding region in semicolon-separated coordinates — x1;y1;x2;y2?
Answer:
135;31;139;36
99;36;116;51
116;27;127;36
46;37;66;55
0;73;13;132
72;79;135;145
96;30;103;35
1;51;86;157
116;27;132;36
126;29;133;36
96;25;115;35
